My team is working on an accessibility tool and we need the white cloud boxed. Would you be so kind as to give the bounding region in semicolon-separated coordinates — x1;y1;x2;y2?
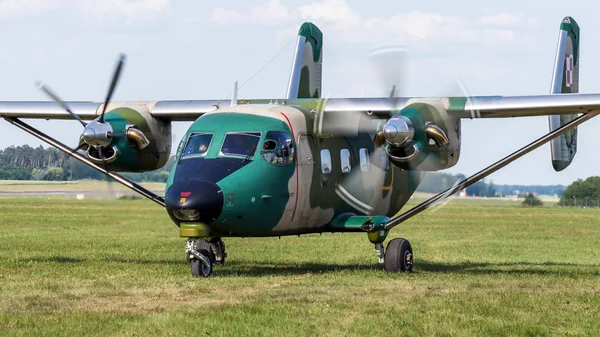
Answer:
251;0;289;22
210;7;244;23
364;12;472;42
298;0;359;27
478;12;539;28
209;0;536;50
0;0;62;17
80;0;169;18
211;0;291;27
478;12;524;27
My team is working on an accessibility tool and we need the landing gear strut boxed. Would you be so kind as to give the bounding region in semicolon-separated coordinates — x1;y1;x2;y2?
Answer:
381;238;413;273
186;238;227;277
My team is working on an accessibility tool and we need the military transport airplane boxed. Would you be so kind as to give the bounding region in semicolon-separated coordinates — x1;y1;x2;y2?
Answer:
0;17;593;277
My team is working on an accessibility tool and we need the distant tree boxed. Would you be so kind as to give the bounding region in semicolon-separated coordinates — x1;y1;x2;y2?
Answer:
466;180;487;196
485;180;496;197
559;176;600;207
522;193;543;207
43;167;66;181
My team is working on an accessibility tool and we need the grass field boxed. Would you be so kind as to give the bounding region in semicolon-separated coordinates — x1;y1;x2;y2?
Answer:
0;180;165;192
1;198;600;336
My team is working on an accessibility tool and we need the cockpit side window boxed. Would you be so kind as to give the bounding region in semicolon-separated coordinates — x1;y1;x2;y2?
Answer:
260;131;294;166
181;133;213;158
219;132;261;157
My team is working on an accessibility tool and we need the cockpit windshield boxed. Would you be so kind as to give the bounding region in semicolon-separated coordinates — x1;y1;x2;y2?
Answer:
220;132;261;157
182;133;213;158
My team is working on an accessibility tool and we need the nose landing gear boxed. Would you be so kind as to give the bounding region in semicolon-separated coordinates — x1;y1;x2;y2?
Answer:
186;238;227;277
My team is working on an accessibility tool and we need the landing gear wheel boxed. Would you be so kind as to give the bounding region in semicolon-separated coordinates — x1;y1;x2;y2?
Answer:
194;239;216;262
190;249;213;277
384;238;413;273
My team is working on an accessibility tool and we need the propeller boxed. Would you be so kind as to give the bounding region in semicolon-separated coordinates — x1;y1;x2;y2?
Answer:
327;45;476;214
38;53;128;199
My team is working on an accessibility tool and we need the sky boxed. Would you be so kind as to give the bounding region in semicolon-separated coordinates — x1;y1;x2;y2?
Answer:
0;0;599;185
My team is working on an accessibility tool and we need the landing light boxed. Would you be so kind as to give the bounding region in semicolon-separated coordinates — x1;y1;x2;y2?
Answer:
172;209;201;221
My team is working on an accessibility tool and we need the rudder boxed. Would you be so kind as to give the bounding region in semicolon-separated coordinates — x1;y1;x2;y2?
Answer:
286;22;323;99
548;16;580;171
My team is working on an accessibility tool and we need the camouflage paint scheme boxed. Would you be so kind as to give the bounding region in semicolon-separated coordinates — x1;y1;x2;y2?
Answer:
549;16;580;171
296;22;323;99
165;103;425;240
101;104;171;172
90;19;578;243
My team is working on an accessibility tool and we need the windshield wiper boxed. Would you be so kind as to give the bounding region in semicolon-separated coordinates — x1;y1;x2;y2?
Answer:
242;143;259;164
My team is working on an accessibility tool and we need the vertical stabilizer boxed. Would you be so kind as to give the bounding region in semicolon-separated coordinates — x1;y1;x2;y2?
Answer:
286;22;323;99
549;16;580;171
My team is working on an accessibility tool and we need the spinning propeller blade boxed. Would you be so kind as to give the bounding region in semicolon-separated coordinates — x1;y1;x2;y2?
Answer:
100;53;126;123
38;53;128;199
37;83;87;127
369;45;407;98
98;146;116;199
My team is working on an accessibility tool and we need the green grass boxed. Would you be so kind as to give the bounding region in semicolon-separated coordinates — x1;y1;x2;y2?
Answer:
1;198;600;336
0;180;164;191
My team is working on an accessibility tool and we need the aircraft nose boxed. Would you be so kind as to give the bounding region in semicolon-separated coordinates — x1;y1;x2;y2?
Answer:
165;181;223;223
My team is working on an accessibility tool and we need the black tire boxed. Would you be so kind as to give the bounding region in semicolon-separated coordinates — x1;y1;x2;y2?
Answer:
194;239;215;263
190;249;213;277
385;238;413;273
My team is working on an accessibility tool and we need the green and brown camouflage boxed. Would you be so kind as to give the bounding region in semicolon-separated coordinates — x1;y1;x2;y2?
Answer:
165;102;425;240
1;17;594;276
88;19;581;242
549;16;580;171
286;22;323;99
100;106;171;172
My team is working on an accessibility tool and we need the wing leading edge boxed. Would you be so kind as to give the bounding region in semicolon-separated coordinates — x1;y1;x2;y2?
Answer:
1;94;600;121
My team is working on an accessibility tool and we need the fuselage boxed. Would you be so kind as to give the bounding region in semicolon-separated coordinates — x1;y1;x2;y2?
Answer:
164;104;423;237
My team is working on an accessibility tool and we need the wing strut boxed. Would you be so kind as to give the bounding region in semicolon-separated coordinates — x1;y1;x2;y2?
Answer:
385;110;599;231
4;117;166;208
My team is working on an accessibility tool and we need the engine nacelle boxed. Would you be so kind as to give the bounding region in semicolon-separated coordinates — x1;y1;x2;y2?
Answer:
85;103;171;172
385;100;461;171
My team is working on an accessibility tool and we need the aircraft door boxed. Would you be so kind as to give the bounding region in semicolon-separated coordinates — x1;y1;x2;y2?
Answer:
294;134;322;227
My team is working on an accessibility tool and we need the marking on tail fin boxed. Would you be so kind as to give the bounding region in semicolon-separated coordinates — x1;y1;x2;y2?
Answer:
565;54;574;88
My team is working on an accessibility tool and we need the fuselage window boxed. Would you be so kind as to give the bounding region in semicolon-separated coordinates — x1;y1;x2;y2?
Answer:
359;148;370;172
220;132;261;157
261;131;295;166
341;149;351;173
181;133;213;158
320;149;332;174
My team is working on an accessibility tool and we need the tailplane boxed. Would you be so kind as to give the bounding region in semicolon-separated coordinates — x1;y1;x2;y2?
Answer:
548;16;580;171
286;22;323;99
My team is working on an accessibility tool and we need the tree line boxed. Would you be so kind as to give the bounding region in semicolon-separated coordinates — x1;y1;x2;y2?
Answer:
0;145;579;198
559;176;600;207
0;145;172;182
417;172;565;197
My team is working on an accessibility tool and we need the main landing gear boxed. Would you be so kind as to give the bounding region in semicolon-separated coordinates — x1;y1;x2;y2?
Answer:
376;238;414;273
186;238;227;277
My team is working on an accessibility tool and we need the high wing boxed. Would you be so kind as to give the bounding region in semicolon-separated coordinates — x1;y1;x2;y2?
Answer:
319;94;600;118
1;94;599;121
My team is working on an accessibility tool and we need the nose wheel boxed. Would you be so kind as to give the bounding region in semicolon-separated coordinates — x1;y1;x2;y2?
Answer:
186;238;227;277
190;250;213;277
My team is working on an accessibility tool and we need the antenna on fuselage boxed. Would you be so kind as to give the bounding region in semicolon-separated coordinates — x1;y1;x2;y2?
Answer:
231;81;238;107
